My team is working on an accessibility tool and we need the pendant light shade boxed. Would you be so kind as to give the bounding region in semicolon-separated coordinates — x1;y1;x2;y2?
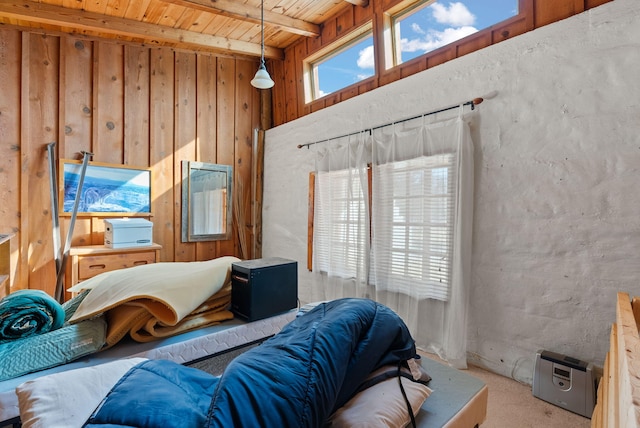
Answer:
251;61;274;89
251;0;274;89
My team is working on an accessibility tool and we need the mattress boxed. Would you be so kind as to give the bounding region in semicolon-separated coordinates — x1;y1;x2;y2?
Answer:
0;310;296;424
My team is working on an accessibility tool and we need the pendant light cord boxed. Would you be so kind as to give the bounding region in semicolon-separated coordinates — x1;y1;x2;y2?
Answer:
251;0;274;88
260;0;265;66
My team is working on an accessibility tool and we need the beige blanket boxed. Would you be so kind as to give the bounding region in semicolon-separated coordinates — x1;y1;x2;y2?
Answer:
102;285;233;346
68;256;240;345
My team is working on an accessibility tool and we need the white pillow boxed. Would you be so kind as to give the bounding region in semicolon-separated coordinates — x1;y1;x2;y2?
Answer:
327;367;432;428
16;358;146;428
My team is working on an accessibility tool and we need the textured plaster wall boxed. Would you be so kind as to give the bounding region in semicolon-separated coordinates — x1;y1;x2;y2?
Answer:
262;0;640;383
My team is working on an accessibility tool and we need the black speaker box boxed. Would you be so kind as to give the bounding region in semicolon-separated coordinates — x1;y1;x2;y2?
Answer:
231;257;298;322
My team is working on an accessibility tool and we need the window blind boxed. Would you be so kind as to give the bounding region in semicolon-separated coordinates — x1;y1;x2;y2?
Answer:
313;169;368;279
370;153;456;300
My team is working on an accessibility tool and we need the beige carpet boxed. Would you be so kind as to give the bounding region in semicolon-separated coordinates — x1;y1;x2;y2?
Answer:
467;364;590;428
420;352;590;428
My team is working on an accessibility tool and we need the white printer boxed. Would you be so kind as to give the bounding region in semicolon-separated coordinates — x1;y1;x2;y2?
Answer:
104;218;153;248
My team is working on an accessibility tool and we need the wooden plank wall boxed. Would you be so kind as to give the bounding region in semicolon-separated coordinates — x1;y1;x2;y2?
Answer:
0;28;260;296
270;0;614;127
0;30;22;295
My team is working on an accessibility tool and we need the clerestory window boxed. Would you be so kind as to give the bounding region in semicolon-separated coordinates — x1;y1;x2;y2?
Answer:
386;0;519;68
304;0;520;102
305;25;374;102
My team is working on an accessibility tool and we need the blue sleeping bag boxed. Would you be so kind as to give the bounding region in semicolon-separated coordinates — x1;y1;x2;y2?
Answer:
85;298;418;427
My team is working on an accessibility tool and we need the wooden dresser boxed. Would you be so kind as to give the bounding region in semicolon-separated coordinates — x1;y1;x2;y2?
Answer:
65;243;162;290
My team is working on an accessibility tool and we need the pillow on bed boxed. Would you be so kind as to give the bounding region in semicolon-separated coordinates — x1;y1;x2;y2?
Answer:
16;358;146;428
327;363;433;428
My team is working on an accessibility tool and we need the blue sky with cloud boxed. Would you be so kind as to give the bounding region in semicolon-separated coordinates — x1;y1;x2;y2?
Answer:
317;1;518;95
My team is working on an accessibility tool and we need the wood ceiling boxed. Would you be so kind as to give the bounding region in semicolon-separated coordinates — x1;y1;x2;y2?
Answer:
0;0;368;60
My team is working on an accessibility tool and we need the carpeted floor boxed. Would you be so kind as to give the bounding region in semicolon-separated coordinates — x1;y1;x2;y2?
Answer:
420;352;591;428
465;363;590;428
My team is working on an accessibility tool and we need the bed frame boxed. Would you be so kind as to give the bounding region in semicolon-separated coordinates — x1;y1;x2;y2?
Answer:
0;307;487;428
417;358;488;428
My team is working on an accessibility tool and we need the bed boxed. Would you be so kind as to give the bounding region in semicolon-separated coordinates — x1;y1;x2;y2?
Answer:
0;256;244;385
1;256;486;427
0;255;297;425
10;299;488;428
0;308;296;426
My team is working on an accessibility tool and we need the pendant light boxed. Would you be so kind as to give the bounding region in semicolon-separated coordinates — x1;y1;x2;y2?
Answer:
251;0;275;89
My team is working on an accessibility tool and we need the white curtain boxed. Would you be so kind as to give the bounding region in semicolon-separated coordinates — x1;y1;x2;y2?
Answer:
313;108;474;368
313;133;370;300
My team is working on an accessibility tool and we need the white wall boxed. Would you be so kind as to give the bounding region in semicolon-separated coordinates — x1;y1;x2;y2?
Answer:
262;0;640;383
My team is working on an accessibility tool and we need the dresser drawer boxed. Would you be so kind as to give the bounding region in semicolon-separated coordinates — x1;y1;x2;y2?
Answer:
65;243;162;301
77;252;157;281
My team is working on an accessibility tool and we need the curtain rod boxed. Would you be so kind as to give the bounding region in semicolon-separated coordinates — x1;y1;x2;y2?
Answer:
297;96;484;149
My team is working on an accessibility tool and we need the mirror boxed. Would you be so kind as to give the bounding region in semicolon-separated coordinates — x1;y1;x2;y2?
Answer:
181;161;233;242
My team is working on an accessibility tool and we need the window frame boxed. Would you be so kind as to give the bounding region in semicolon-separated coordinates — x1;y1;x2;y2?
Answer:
303;23;374;103
312;167;370;280
383;0;435;70
309;152;456;301
301;0;531;108
384;0;520;70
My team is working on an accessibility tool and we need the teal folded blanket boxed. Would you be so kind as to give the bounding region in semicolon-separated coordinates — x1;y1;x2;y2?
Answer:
0;315;107;381
0;289;65;342
0;290;105;382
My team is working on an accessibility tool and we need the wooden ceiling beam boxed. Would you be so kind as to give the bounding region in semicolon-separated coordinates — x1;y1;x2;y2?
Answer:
169;0;321;37
0;0;284;59
344;0;369;6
